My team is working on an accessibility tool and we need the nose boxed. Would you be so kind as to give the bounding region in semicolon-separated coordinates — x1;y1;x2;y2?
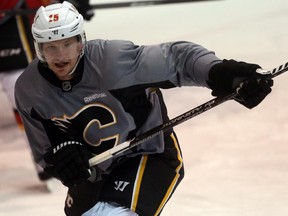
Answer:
53;47;68;62
54;46;66;57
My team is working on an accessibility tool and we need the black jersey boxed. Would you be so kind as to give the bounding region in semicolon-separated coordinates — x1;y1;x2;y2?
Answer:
15;39;221;170
0;11;34;72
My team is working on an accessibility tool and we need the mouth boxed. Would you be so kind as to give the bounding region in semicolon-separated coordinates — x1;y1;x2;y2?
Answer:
54;61;69;70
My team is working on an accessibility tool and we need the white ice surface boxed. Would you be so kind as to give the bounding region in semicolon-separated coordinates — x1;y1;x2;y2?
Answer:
1;0;288;215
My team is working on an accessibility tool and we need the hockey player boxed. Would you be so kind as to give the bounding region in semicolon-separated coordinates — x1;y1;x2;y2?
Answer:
0;0;93;186
15;1;273;215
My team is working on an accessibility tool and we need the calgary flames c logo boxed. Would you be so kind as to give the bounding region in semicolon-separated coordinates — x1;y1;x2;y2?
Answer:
52;103;119;154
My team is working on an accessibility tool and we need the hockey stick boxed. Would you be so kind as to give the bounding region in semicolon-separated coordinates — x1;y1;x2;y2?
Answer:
90;0;220;9
89;62;288;167
0;0;220;16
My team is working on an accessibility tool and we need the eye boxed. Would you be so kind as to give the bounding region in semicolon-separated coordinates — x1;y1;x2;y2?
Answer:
46;45;57;52
64;42;71;47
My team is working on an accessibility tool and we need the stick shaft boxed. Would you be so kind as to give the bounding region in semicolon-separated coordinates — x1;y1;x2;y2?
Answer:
91;0;219;9
0;0;220;16
89;93;234;166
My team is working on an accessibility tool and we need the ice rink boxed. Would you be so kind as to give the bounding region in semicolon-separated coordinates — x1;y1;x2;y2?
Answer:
1;0;288;215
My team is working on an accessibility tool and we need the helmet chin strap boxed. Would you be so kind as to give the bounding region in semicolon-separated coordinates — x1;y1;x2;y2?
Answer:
68;53;83;76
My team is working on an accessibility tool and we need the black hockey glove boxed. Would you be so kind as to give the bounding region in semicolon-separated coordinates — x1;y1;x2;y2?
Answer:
67;0;94;21
44;142;95;187
208;59;273;109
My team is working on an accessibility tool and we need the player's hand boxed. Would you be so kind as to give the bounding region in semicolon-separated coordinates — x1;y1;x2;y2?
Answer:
43;142;93;187
208;59;273;109
67;0;94;21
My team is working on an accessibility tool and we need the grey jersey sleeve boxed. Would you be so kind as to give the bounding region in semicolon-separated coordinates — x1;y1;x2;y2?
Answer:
85;40;221;89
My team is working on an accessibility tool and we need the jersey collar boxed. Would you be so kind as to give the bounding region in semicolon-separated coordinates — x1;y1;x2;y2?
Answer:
37;57;84;92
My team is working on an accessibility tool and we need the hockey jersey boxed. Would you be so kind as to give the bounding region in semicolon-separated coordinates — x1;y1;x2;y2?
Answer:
15;39;221;170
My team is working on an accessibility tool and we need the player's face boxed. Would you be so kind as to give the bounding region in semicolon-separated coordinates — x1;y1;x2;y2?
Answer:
42;36;83;80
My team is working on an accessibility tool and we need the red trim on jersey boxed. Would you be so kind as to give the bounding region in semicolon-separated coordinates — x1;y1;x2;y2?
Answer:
13;109;24;130
0;0;52;10
25;0;52;9
0;0;19;10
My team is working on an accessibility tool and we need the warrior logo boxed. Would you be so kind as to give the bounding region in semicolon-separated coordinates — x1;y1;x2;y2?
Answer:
114;181;130;192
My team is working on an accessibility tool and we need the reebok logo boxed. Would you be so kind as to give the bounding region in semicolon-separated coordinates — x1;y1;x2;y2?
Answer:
84;92;107;103
114;181;130;192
